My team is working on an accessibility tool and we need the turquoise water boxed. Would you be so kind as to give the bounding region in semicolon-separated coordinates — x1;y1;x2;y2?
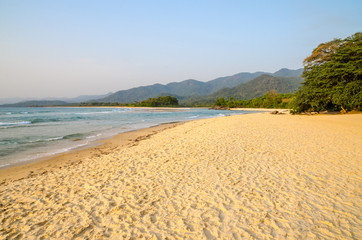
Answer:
0;107;250;168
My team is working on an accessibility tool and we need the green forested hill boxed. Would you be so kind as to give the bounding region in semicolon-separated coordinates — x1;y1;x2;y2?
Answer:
272;68;303;77
206;72;267;92
209;75;303;100
178;74;303;105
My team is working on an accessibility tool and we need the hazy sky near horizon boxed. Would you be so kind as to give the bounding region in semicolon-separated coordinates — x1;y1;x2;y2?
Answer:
1;0;361;99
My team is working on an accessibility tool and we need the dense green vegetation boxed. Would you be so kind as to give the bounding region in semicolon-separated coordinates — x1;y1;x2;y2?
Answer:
213;91;294;109
292;32;361;113
132;96;179;107
209;75;302;100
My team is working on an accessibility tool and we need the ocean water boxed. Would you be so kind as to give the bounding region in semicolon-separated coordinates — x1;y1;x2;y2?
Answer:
0;107;250;168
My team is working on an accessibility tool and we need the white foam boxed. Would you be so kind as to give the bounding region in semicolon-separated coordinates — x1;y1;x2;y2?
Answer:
0;121;31;126
86;133;102;139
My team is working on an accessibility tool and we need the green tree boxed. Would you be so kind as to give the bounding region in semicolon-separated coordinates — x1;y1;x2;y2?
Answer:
264;89;279;108
214;97;227;107
135;96;179;107
293;32;362;112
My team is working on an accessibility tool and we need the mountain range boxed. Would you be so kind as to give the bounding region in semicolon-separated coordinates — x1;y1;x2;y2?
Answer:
96;68;303;103
95;75;256;103
1;68;303;107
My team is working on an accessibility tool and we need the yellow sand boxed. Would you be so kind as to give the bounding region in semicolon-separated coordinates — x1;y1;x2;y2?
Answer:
0;113;361;239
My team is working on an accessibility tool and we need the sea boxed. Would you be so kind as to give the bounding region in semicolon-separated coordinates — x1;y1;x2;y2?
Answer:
0;107;252;168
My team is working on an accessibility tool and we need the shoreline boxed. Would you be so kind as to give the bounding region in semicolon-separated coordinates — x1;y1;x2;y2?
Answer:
0;106;210;172
0;121;184;183
0;107;251;173
0;109;353;180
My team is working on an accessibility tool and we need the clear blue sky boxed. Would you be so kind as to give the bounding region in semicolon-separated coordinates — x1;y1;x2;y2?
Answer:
1;0;361;98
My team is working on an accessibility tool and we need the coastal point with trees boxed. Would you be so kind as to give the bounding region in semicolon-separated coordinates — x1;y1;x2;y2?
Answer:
213;32;361;113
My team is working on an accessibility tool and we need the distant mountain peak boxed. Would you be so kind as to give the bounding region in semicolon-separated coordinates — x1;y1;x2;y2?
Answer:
273;68;303;77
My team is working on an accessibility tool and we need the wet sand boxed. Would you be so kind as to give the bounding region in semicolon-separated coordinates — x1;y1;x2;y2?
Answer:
0;113;361;239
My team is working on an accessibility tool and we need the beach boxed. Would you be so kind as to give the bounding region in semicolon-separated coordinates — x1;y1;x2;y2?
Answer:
0;112;361;239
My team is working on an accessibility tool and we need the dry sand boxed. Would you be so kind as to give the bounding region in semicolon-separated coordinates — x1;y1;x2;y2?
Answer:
0;113;361;239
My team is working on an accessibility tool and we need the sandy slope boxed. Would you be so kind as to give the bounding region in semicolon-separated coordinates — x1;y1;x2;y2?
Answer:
0;113;361;239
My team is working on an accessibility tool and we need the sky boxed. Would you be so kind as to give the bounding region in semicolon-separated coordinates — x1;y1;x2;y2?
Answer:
1;0;361;99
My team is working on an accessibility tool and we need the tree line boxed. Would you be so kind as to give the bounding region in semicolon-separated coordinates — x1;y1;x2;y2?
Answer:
214;90;294;109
